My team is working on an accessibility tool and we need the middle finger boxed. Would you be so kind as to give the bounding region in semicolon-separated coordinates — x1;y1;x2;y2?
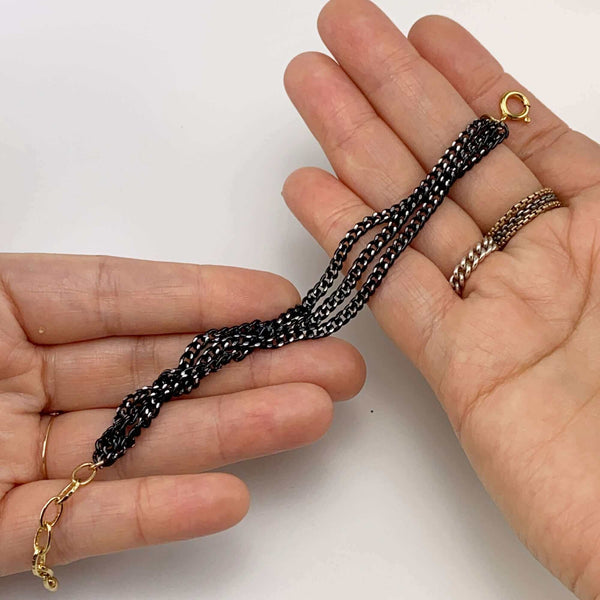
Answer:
317;0;541;231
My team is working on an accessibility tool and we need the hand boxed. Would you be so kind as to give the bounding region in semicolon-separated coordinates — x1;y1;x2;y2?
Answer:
282;1;600;598
0;254;364;577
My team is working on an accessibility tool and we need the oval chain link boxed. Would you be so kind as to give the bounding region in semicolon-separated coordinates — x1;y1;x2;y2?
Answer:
32;462;101;592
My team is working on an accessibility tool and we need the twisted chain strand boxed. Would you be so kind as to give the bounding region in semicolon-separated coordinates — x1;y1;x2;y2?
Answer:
92;116;509;468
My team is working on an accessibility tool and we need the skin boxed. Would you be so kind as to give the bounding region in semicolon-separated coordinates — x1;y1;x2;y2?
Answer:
3;1;600;598
0;254;365;575
281;1;600;598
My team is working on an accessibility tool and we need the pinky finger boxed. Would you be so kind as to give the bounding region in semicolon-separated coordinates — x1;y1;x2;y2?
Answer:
1;472;249;577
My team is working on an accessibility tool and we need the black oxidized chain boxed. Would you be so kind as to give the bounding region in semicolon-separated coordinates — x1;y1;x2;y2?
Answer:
33;91;535;592
93;115;509;467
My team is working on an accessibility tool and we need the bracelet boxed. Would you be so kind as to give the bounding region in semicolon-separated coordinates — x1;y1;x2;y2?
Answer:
32;91;532;591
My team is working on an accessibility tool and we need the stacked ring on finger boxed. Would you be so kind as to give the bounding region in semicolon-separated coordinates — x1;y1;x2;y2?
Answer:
449;188;562;296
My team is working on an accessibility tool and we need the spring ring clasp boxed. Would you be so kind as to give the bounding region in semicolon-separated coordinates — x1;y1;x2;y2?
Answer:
499;91;531;123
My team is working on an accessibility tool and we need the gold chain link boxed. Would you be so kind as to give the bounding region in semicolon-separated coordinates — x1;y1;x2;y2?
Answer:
32;461;102;592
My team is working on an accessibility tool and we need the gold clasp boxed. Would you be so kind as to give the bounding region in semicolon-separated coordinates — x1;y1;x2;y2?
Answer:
498;91;531;123
32;461;102;592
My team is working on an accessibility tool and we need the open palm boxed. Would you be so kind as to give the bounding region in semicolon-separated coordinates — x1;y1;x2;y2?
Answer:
282;1;600;598
0;254;364;578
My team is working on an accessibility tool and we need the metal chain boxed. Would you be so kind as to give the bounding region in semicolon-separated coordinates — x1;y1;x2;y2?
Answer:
92;116;509;468
32;463;100;590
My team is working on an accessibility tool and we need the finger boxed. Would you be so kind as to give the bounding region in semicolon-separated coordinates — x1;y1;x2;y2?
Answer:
317;0;541;230
0;254;299;344
44;383;335;480
284;50;481;276
1;472;248;575
283;166;458;383
408;15;600;200
42;335;365;411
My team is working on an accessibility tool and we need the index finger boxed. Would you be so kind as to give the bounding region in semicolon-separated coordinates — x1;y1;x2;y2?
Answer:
0;254;299;344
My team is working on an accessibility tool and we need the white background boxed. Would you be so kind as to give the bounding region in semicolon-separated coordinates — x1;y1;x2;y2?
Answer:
1;0;598;598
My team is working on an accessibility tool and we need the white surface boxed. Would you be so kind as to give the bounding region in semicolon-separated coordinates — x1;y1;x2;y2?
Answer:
1;0;598;598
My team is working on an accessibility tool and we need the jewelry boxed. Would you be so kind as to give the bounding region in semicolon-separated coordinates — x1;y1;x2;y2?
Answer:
449;235;498;296
488;187;560;249
41;412;61;480
449;187;561;295
31;91;531;592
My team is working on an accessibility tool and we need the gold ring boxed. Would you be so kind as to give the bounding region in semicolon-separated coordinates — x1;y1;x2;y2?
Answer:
41;412;61;480
450;188;562;296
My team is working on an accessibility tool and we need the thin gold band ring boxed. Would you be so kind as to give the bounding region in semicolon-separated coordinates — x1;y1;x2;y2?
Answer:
41;412;61;480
